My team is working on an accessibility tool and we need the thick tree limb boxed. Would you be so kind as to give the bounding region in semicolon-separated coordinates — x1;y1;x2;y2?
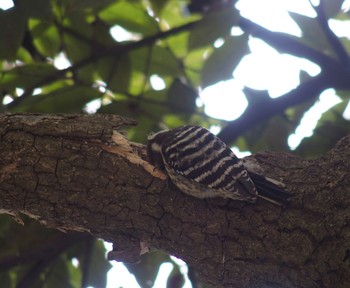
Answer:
1;113;350;287
217;73;330;144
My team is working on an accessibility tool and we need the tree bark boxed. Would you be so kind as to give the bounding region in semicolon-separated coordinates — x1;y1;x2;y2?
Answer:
0;113;349;287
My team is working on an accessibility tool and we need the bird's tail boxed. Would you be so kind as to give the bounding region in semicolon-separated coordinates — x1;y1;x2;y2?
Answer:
249;172;292;205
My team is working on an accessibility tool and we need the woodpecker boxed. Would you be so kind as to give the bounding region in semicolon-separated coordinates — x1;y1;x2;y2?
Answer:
147;125;291;205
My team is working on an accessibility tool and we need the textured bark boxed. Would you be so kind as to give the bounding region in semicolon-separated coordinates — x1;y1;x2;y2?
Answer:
0;113;350;287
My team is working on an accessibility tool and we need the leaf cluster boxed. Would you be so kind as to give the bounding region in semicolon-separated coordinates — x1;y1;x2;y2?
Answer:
0;0;246;142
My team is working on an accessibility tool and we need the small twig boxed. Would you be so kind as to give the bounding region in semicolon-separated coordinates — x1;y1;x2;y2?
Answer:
56;22;105;49
309;0;350;67
140;46;154;96
239;17;338;69
118;90;211;118
7;21;198;109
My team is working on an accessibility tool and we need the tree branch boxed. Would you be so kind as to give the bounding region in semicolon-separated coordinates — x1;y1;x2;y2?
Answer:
217;73;329;144
218;17;350;144
311;0;350;66
7;21;197;108
238;17;338;69
1;113;350;287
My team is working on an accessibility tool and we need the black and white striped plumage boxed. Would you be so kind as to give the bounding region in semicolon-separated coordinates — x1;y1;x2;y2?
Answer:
147;125;291;205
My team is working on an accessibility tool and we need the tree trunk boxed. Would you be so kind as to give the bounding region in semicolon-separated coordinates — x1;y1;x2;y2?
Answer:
0;113;349;287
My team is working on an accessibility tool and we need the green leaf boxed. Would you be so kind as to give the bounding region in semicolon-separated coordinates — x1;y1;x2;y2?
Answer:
295;101;350;158
150;46;182;76
149;0;170;17
188;7;240;50
167;79;197;113
140;89;173;119
99;1;159;35
62;12;95;82
130;45;181;76
62;12;94;55
16;0;53;20
98;55;131;93
128;70;147;95
0;273;12;288
0;215;20;260
66;258;82;288
185;46;212;70
241;115;292;153
0;8;26;60
29;19;61;57
83;240;111;288
16;47;33;64
124;251;173;288
0;64;58;91
128;115;161;143
97;100;134;116
159;0;200;27
46;256;75;288
65;0;115;11
162;114;189;128
288;12;335;56
201;34;249;88
128;47;149;73
339;37;350;57
166;31;190;58
335;89;350;100
323;0;344;19
90;18;116;47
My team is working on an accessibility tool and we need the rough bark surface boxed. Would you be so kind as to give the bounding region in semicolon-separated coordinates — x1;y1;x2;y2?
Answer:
0;113;349;287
